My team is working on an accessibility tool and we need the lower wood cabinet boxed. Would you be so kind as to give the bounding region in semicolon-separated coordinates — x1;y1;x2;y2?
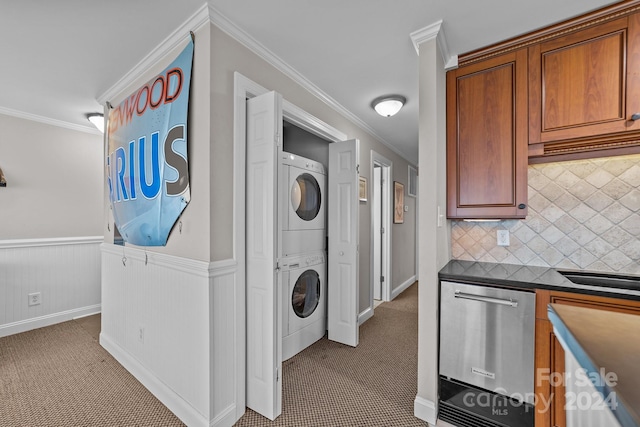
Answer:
534;289;640;427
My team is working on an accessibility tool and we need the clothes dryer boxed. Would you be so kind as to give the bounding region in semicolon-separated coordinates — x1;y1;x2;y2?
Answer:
280;152;326;256
280;251;326;360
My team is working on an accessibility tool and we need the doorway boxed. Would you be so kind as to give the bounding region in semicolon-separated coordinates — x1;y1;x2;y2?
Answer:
236;74;359;421
370;151;392;308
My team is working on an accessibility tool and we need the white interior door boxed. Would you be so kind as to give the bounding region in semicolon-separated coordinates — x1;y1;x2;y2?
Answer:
328;139;359;347
373;165;382;301
245;91;282;420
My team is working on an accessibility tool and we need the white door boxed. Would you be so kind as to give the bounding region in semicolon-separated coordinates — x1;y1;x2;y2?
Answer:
328;139;359;347
245;91;282;420
373;165;382;300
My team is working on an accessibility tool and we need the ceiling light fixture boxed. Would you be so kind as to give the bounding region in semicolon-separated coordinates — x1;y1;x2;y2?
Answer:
86;113;104;133
371;95;406;117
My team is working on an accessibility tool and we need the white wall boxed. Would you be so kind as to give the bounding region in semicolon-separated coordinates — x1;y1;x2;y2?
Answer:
415;37;450;425
0;113;103;336
0;114;103;239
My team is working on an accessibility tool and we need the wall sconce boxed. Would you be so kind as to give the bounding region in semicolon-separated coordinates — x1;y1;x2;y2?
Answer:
371;95;406;117
86;113;104;133
0;167;6;187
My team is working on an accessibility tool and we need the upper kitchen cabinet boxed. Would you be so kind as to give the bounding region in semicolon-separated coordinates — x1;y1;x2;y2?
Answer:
529;12;640;156
446;48;528;219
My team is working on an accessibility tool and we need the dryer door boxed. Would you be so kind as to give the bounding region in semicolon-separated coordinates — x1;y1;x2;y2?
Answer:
287;168;325;231
292;269;321;318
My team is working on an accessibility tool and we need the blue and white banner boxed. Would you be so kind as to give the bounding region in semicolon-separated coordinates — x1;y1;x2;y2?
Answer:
106;38;193;246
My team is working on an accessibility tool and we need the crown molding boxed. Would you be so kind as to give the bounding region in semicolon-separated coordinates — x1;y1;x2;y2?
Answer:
96;2;413;163
410;20;458;70
207;4;412;163
96;3;210;106
0;106;102;135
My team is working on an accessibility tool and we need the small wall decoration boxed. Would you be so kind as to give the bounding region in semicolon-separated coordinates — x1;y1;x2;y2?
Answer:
394;181;404;224
359;176;367;202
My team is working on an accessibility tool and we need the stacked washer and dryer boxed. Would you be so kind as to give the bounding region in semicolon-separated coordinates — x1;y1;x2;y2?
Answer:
279;152;327;361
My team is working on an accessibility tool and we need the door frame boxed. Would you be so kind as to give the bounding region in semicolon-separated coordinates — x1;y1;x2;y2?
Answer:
233;72;347;418
370;151;392;307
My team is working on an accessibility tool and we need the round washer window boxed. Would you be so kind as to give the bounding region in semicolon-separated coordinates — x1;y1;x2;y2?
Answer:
292;270;320;318
290;173;321;221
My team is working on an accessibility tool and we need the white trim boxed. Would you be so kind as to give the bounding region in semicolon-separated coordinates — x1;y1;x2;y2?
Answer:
410;20;458;70
96;4;210;105
212;6;411;163
0;236;104;249
100;243;211;278
100;333;210;427
414;395;438;425
358;306;374;325
391;275;417;301
0;106;102;135
0;304;101;338
210;404;238;427
370;151;393;305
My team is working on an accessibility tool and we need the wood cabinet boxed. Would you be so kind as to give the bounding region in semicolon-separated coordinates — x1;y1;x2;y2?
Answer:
446;48;528;219
529;12;640;157
534;290;640;427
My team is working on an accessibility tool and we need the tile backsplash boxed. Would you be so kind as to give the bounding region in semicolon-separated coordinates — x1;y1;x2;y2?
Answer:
451;154;640;275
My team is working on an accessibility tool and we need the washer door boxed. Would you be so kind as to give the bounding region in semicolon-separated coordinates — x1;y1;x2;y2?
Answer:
292;269;320;318
290;172;321;222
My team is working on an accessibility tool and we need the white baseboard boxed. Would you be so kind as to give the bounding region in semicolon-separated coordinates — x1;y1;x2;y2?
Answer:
414;395;437;425
0;304;101;338
210;404;237;427
100;333;210;427
391;275;417;300
358;306;374;325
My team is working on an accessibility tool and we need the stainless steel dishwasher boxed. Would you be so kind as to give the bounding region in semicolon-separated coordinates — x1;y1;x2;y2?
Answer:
439;280;536;427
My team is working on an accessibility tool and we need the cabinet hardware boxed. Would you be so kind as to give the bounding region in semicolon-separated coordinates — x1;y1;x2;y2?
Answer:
518;203;526;209
631;113;640;121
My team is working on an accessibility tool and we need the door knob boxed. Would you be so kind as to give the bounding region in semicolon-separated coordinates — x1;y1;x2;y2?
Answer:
518;204;526;209
631;113;640;121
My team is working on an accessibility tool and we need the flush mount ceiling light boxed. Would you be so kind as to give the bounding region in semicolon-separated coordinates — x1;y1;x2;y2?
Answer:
86;113;104;133
371;95;406;117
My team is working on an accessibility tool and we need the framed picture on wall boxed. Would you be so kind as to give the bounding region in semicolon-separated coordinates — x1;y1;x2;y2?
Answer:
394;181;404;224
359;177;367;202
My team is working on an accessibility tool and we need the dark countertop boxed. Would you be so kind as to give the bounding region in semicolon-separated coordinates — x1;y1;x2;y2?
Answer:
439;259;640;301
548;303;640;427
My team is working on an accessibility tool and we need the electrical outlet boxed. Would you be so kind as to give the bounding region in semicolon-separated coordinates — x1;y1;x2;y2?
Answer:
497;230;510;247
138;325;145;344
28;292;41;306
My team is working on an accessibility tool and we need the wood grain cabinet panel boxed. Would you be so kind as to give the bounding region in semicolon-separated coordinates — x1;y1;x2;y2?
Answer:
534;290;640;427
529;13;640;152
446;49;528;219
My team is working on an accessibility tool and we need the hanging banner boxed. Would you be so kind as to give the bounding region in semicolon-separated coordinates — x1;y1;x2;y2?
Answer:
106;38;193;246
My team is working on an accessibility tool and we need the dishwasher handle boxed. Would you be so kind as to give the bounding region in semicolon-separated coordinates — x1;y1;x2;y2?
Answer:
454;290;518;308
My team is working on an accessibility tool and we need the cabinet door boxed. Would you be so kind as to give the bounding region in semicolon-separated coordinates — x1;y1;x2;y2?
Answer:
446;49;528;219
529;15;640;145
535;290;640;427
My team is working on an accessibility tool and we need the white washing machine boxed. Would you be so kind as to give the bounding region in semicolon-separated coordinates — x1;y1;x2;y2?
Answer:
280;251;326;361
280;152;326;256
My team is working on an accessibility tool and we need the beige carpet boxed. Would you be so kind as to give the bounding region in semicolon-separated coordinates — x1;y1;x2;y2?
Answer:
0;282;421;427
0;315;183;427
235;282;422;426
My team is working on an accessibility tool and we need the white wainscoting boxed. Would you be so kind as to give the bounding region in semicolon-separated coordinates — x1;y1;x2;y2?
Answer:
100;244;240;427
0;237;102;338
